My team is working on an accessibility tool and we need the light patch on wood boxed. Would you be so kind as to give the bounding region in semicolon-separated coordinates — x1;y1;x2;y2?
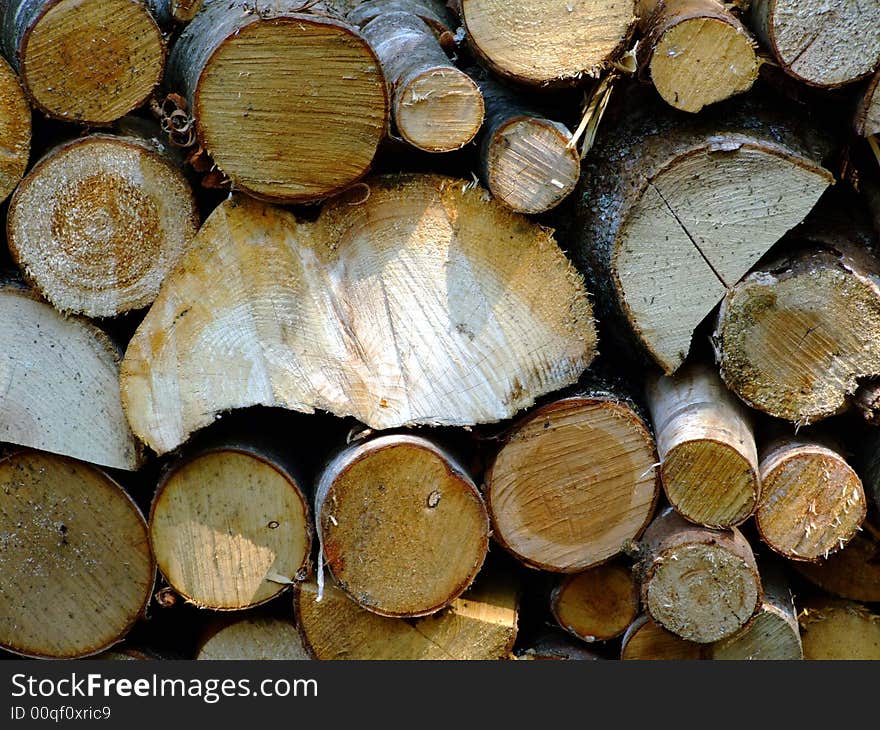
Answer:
197;617;309;660
121;175;596;454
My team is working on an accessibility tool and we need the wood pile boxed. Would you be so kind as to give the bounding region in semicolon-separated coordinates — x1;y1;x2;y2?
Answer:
1;0;880;662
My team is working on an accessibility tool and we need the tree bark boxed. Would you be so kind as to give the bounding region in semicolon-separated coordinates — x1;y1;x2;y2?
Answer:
516;630;604;661
348;0;456;35
855;70;880;137
361;11;483;152
146;0;204;25
646;363;759;528
196;616;310;660
315;433;488;617
0;0;166;124
620;614;704;659
165;0;389;202
0;449;154;659
120;176;597;455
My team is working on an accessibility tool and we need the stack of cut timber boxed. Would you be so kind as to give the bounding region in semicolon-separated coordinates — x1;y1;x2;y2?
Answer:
1;0;880;662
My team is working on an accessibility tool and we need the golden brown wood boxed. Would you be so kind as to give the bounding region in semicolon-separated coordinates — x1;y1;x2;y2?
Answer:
0;450;154;659
485;391;659;573
150;445;312;611
197;617;310;660
121;176;596;455
0;56;29;204
316;434;488;617
620;614;704;659
800;599;880;660
8;133;198;318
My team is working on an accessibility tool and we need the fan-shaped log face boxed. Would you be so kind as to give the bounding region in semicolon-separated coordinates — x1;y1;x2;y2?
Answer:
21;0;165;123
0;451;154;658
121;175;596;454
194;15;388;201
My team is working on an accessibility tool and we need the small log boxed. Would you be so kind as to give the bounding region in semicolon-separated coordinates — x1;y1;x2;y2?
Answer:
121;176;596;455
485;388;659;573
756;435;865;561
516;630;604;661
166;0;389;202
637;508;762;643
646;363;759;528
572;92;833;374
361;12;483;152
550;561;639;642
0;0;166;124
0;56;29;204
709;566;802;660
620;615;704;659
149;442;313;610
799;599;880;660
637;0;759;113
348;0;456;37
749;0;880;88
8;132;199;318
197;617;309;660
294;574;518;660
471;67;580;214
315;434;489;617
459;0;634;86
0;280;139;470
855;71;880;138
0;450;154;659
146;0;204;25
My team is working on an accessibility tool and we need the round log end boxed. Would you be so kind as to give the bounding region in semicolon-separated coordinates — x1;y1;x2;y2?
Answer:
0;56;30;203
551;562;639;642
197;617;310;660
620;614;703;660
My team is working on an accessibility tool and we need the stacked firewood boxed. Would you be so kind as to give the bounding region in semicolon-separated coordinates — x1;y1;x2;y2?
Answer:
0;0;879;662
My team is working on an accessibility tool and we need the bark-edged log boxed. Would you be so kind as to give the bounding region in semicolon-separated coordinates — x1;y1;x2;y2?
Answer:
315;434;488;617
460;0;635;86
362;12;482;152
149;443;313;610
516;630;604;660
121;176;596;455
636;508;761;643
485;389;659;573
197;616;309;660
0;450;154;659
550;561;639;642
0;55;29;204
749;0;880;88
294;574;518;659
799;599;880;660
166;0;389;202
0;280;140;470
470;67;580;214
855;70;880;138
146;0;204;25
646;363;759;528
620;614;704;659
7;133;199;318
756;436;865;561
637;0;759;113
348;0;455;36
572;93;833;374
0;0;166;124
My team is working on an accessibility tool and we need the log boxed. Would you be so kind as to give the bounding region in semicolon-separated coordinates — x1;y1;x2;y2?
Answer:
7;132;199;318
0;280;140;470
516;630;604;661
459;0;634;86
146;0;204;25
550;561;639;642
294;574;518;660
197;617;309;660
316;434;488;617
0;55;29;204
636;508;762;643
749;0;880;88
347;0;455;34
361;12;483;152
755;435;865;561
620;614;704;659
636;0;759;113
121;176;596;455
855;70;880;138
708;566;802;660
572;93;833;374
149;442;313;610
799;599;880;660
166;0;389;202
0;449;154;659
0;0;166;124
646;363;759;528
715;214;880;424
470;67;580;214
485;388;659;572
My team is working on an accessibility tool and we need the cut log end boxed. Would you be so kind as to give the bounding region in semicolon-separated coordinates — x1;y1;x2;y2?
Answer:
150;448;312;610
8;135;198;318
855;72;880;137
486;395;659;573
711;602;802;660
551;562;639;642
485;117;580;214
620;615;703;659
192;15;388;202
316;435;489;617
197;617;310;660
0;450;154;659
800;600;880;660
19;0;165;124
0;56;30;203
